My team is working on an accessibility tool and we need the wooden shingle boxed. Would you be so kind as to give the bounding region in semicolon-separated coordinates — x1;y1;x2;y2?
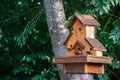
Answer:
68;14;100;29
85;38;106;51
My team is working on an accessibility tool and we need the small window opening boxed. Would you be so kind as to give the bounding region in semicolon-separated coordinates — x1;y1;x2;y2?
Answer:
70;45;72;47
78;48;82;54
75;48;82;55
78;48;80;50
79;28;81;31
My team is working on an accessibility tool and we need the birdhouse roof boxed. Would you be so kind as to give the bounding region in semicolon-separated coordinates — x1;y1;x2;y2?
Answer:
66;40;85;50
64;32;73;46
73;40;85;49
85;38;106;51
68;14;100;29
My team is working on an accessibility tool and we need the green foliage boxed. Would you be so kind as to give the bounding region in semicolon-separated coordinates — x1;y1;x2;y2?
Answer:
97;72;110;80
92;0;118;15
109;20;120;45
0;0;59;80
32;75;47;80
15;16;38;46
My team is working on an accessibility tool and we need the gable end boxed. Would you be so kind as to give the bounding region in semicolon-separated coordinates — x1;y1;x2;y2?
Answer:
68;14;100;29
73;40;85;49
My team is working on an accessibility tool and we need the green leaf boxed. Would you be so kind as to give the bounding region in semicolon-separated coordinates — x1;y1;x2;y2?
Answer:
119;0;120;5
32;75;47;80
26;57;31;63
16;17;38;47
0;29;3;41
111;0;115;6
115;0;119;5
109;26;120;44
103;6;108;13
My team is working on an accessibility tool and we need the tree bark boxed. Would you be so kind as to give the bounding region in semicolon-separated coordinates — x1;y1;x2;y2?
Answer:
43;0;93;80
43;0;69;80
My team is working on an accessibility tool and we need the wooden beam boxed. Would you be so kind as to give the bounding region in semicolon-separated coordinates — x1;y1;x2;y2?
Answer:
63;63;104;74
53;55;111;64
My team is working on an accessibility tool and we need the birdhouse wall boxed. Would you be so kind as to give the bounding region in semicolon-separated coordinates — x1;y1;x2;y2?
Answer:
67;49;75;56
65;33;76;56
63;63;86;73
73;20;92;55
86;26;95;38
93;51;103;56
73;20;85;40
66;34;75;49
63;63;104;74
87;63;104;74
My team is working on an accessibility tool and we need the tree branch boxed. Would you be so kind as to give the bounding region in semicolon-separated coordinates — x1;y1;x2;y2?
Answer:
108;13;120;20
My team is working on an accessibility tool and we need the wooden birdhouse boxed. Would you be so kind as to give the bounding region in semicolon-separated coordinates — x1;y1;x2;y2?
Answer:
64;14;106;57
53;14;111;74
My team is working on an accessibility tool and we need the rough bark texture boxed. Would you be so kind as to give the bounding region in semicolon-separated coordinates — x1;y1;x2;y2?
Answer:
69;74;93;80
43;0;69;80
43;0;93;80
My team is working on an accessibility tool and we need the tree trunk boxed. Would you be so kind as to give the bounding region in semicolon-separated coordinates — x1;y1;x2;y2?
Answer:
43;0;69;80
43;0;93;80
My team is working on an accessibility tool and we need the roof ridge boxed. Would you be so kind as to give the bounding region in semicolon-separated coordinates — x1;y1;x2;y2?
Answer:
68;14;100;29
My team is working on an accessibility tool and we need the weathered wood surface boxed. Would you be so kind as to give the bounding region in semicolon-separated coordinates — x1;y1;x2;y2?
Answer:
63;63;104;74
63;63;86;73
53;55;111;64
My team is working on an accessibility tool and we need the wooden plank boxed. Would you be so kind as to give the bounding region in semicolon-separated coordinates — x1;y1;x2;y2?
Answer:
87;63;104;74
63;63;104;74
53;55;111;64
87;56;111;64
53;56;87;64
63;63;86;74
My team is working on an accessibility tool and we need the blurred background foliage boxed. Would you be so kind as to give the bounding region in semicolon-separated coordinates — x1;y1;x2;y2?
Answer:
0;0;120;80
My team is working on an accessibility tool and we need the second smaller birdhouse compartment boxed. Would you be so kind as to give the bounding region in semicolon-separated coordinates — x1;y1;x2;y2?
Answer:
65;38;87;56
74;47;82;55
70;40;85;56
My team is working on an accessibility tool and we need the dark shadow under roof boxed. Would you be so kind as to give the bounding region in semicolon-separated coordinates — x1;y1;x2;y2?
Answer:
73;40;85;49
